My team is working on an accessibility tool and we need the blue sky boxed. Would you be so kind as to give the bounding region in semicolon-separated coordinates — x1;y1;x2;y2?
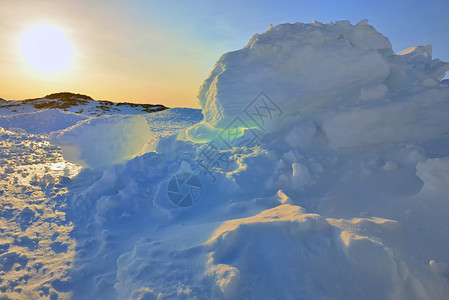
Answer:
1;0;448;107
137;0;449;59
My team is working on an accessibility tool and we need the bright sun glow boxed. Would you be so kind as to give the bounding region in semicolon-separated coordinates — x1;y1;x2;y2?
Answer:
19;24;74;74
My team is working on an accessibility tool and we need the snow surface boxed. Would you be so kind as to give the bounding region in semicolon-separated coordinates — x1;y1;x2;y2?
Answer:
1;19;449;299
0;109;88;135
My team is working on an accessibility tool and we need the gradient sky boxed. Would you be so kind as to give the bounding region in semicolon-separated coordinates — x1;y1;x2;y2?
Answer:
1;0;448;108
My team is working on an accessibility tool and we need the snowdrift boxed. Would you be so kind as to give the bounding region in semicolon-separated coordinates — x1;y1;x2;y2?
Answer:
205;205;426;299
61;20;449;300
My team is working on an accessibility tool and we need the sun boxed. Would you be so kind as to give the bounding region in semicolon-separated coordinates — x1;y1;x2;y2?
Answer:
19;24;74;74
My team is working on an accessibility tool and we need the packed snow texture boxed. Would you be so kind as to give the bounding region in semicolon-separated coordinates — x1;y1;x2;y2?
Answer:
0;128;80;299
204;204;426;299
1;19;449;300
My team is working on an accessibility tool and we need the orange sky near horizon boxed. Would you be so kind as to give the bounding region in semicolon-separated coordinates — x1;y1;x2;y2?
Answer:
0;1;222;108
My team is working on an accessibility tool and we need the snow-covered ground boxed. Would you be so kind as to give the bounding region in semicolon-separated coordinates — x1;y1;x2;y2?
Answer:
1;20;449;299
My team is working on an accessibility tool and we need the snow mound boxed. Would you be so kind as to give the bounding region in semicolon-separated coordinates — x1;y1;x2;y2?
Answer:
197;19;449;136
205;204;426;299
50;115;150;170
0;109;88;134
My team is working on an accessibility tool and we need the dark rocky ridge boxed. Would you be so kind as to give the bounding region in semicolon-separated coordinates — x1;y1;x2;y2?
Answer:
0;92;168;116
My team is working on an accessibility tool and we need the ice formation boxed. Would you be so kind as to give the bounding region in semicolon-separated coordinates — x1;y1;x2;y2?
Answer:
101;20;449;299
196;19;449;135
50;115;151;170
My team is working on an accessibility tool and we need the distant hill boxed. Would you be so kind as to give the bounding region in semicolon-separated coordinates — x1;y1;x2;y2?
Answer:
0;92;168;116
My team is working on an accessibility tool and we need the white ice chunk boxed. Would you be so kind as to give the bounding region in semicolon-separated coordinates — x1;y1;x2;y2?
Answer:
291;162;309;188
198;20;392;131
416;157;449;191
50;115;150;170
397;45;432;64
284;121;316;148
322;87;449;148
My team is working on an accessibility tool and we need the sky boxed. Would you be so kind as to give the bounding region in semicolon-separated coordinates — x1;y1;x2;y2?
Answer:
1;0;448;108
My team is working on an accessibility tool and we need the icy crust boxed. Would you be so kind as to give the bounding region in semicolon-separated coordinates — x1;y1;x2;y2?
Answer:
0;109;89;134
50;115;151;170
197;20;449;132
0;128;79;300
